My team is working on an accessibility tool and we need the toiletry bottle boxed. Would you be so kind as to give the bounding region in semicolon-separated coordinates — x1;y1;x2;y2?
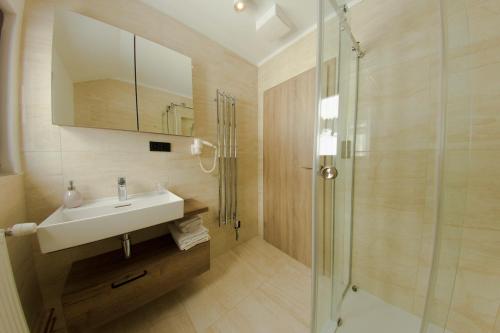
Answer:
64;180;83;208
118;177;128;201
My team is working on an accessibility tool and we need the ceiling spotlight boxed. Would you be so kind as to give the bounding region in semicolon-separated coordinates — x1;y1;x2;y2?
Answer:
233;0;247;12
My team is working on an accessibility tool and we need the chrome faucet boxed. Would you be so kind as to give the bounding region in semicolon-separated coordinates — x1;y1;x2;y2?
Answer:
117;177;127;201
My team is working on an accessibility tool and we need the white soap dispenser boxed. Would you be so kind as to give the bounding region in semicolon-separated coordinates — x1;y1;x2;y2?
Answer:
64;180;83;208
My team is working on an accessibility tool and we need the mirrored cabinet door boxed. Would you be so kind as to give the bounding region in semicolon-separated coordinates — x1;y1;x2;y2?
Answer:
135;36;194;136
52;10;137;131
52;10;195;136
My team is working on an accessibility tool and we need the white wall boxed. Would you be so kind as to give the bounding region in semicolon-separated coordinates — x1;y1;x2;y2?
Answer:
0;0;24;174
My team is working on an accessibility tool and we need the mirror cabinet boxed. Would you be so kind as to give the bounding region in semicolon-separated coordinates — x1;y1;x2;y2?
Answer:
52;10;194;136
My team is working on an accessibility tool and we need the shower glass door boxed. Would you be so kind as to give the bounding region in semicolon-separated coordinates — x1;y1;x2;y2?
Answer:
312;1;360;332
420;0;471;332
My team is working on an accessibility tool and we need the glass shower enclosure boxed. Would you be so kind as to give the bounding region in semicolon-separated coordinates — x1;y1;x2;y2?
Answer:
312;0;361;331
312;0;471;332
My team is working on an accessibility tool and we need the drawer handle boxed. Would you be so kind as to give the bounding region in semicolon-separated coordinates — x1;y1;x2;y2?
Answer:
111;270;148;289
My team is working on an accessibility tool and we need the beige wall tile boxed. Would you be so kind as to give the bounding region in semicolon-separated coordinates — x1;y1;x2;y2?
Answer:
495;305;500;333
437;150;470;227
59;126;188;153
24;174;64;222
356;56;438;152
22;113;62;152
414;224;463;322
447;228;500;333
350;0;439;60
465;151;500;230
23;151;62;176
467;0;500;45
352;151;434;305
470;94;500;151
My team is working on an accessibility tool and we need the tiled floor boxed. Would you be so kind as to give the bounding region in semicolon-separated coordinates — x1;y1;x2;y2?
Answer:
98;236;312;333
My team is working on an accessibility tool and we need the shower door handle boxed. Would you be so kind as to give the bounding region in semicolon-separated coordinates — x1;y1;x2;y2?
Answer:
319;166;338;180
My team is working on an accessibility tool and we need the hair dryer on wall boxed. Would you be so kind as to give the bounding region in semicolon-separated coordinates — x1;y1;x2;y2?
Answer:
191;138;217;173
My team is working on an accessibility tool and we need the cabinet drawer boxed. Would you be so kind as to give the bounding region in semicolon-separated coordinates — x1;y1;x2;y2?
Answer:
62;235;210;331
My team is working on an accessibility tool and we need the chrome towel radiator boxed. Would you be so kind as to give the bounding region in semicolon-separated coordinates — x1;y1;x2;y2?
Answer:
216;90;241;240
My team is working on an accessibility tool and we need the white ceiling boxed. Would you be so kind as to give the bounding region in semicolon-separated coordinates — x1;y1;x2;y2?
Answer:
140;0;321;65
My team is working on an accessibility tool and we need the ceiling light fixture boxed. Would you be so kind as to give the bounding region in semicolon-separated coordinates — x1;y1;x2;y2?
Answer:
233;0;247;12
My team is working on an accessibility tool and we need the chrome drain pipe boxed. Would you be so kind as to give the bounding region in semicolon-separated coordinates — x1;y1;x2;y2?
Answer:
121;233;131;259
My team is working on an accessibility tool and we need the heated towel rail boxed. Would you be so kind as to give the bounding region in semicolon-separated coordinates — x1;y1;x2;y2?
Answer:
216;90;240;240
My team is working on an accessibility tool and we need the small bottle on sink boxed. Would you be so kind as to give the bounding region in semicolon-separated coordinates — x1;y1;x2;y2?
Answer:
118;177;128;201
63;180;83;208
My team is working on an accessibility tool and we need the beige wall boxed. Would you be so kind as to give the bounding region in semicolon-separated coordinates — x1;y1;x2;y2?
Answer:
259;0;500;332
21;0;258;328
349;0;442;317
0;174;43;329
437;1;500;332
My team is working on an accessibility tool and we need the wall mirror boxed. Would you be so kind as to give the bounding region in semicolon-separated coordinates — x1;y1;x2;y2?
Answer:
136;37;194;135
52;10;194;136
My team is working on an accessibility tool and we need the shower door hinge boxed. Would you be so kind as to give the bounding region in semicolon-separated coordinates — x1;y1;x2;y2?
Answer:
341;140;352;159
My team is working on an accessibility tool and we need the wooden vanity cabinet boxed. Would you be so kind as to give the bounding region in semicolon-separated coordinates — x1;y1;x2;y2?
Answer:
61;200;209;331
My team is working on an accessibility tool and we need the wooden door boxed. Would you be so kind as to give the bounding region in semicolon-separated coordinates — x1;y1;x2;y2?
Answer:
263;68;316;266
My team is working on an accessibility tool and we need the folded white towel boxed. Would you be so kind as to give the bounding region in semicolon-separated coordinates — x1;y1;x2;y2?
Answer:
176;216;199;228
175;216;202;233
168;223;210;251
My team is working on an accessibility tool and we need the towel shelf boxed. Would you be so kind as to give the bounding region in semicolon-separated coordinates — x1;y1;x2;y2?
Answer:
177;198;209;220
62;233;210;331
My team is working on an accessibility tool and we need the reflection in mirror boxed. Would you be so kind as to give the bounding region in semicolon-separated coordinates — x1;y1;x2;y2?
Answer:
52;10;137;131
135;36;194;136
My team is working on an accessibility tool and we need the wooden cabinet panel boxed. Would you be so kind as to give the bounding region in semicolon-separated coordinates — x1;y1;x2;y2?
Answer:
263;68;316;267
62;234;209;331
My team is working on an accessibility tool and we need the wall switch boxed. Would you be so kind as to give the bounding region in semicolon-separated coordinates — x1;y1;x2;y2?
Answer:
149;141;171;152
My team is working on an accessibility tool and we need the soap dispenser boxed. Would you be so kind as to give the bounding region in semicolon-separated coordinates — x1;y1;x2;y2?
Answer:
64;180;83;208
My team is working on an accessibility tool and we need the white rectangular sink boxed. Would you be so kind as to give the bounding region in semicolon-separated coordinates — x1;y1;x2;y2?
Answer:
37;190;184;253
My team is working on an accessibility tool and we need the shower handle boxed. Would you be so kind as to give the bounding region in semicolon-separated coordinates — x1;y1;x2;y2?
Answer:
319;165;338;180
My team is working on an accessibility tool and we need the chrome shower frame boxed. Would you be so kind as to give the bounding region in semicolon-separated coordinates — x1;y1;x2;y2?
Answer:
328;0;365;58
216;90;240;240
312;1;365;332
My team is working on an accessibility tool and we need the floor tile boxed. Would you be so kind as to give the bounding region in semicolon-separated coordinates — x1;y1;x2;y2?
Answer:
205;288;309;333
